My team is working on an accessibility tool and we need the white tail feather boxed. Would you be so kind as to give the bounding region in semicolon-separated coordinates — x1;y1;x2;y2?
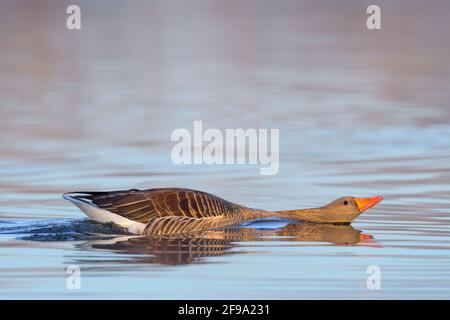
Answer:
62;193;145;235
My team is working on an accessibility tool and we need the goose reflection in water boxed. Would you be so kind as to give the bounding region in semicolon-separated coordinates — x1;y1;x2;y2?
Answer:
77;223;376;265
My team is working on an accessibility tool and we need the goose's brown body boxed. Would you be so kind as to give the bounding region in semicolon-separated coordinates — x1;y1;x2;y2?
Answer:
65;188;383;235
72;188;269;235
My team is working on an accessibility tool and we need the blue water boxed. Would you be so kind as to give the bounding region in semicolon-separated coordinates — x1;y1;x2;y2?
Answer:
0;0;449;299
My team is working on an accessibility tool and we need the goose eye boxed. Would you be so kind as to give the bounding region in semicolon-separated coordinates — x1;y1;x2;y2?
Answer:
344;201;349;205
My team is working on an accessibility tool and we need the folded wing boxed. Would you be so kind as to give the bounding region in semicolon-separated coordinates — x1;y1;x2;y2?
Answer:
71;188;242;224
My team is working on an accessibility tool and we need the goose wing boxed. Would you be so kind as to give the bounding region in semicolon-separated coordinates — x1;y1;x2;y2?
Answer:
69;188;241;224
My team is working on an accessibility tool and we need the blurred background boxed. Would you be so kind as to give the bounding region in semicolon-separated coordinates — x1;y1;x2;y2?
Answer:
0;0;449;299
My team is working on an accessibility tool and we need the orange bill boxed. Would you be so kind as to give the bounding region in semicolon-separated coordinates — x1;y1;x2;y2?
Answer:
359;233;374;241
354;196;383;212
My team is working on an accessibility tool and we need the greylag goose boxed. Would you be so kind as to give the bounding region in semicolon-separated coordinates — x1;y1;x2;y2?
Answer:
63;188;383;235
